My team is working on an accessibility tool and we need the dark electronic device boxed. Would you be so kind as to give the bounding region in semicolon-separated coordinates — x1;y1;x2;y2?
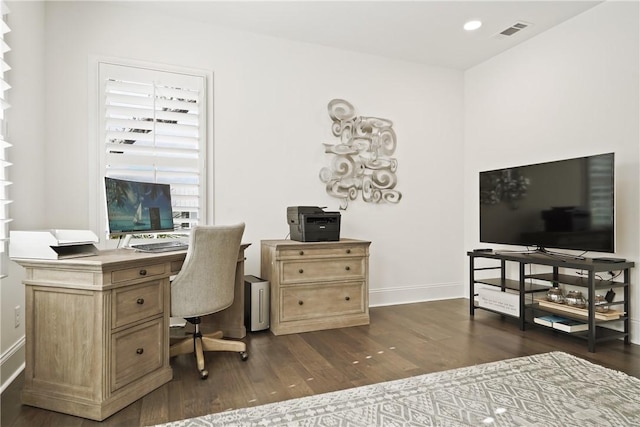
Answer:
479;153;615;253
605;289;616;303
287;206;340;242
592;257;626;263
105;177;176;238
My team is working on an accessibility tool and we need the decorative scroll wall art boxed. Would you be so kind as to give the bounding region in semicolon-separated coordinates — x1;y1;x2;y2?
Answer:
319;99;402;209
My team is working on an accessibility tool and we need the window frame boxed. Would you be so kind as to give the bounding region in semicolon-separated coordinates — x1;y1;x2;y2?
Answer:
89;57;214;245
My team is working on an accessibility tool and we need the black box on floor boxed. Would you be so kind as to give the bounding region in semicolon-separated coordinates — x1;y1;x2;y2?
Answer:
244;275;270;332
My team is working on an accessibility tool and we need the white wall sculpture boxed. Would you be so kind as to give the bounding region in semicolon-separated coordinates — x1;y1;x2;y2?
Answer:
319;99;402;209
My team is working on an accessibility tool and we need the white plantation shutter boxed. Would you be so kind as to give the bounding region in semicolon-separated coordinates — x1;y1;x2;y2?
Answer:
99;62;206;234
0;1;10;277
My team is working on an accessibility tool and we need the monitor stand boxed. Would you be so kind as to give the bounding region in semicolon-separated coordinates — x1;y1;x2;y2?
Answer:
120;234;134;249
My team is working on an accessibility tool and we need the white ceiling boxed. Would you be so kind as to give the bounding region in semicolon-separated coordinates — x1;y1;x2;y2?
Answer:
126;0;603;69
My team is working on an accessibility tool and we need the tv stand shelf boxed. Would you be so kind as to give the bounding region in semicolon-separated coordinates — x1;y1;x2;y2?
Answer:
468;250;634;352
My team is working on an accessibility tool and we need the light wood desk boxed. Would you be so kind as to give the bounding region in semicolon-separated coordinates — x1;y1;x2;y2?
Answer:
13;243;249;421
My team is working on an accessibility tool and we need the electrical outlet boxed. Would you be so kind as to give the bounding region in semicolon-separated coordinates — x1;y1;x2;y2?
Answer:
14;305;20;328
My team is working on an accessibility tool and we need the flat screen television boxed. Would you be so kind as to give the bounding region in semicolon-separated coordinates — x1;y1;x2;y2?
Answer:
479;153;614;253
105;177;176;237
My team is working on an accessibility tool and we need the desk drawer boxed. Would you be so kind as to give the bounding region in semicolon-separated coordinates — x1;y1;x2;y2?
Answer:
281;258;364;284
279;245;367;259
111;263;167;284
113;281;164;329
280;281;365;321
112;318;163;391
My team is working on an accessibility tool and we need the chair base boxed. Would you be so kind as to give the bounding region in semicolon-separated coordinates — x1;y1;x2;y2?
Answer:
170;326;248;379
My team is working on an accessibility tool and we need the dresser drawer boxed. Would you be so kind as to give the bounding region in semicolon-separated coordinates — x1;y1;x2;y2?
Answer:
112;281;164;329
280;281;365;321
279;245;367;259
281;258;364;284
111;263;167;284
112;318;164;391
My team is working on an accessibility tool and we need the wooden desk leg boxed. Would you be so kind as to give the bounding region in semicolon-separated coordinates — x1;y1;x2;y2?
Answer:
204;244;249;339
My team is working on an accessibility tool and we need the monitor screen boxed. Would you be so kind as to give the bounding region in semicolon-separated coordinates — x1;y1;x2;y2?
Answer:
479;153;614;253
105;177;175;237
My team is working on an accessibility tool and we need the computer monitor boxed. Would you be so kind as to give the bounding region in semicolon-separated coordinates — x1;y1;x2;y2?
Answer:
104;177;176;238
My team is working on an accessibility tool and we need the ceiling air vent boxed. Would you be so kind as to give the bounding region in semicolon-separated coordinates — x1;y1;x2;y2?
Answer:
495;21;531;38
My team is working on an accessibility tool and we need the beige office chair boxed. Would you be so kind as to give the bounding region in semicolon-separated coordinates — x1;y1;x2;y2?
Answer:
169;223;248;379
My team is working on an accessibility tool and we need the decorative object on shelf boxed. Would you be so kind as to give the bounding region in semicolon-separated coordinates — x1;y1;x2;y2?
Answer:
594;294;610;313
546;286;565;303
479;168;529;209
565;290;587;308
535;299;622;321
319;99;401;209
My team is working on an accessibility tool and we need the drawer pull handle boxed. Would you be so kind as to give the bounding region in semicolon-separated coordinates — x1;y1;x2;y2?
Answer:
345;266;351;271
139;269;147;276
299;250;304;255
137;298;145;305
136;348;144;355
345;296;351;301
346;249;351;254
298;300;304;305
299;269;304;274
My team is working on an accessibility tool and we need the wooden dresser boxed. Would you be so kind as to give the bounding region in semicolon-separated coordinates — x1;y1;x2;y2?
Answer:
13;244;249;421
260;239;371;335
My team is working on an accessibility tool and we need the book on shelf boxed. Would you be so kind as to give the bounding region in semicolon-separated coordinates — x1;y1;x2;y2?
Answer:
533;315;568;327
533;315;588;332
552;318;588;333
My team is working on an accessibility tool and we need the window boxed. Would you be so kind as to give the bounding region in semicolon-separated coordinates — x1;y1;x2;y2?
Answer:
96;61;209;239
0;1;11;277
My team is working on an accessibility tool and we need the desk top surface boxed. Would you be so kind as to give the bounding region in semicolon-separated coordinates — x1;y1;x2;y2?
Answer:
13;243;251;269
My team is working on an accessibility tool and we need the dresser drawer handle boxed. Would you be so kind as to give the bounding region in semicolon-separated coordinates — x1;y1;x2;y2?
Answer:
299;250;304;255
136;348;144;355
137;298;145;305
298;300;304;305
346;249;351;254
345;296;350;301
298;269;304;274
345;266;350;271
139;269;147;276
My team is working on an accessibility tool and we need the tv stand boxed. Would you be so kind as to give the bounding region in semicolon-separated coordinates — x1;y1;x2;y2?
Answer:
468;250;634;352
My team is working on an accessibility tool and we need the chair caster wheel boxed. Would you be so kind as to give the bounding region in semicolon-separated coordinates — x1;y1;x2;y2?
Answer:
200;370;209;380
240;351;249;361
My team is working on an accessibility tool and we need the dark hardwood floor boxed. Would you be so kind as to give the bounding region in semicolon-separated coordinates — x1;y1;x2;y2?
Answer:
2;298;639;426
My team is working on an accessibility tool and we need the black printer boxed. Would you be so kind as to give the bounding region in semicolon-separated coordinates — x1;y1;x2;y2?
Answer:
287;206;341;242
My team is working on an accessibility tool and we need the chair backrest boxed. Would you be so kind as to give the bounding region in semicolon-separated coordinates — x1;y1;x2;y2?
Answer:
170;223;245;318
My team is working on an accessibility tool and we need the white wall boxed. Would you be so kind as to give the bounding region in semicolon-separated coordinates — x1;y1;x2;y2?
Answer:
464;1;640;342
39;1;465;305
0;1;45;390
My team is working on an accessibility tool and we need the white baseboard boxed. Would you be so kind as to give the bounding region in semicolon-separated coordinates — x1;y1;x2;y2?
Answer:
629;317;640;346
1;336;25;394
370;281;464;307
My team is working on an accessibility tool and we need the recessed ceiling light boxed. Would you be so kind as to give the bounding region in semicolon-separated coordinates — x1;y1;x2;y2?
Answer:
464;20;482;31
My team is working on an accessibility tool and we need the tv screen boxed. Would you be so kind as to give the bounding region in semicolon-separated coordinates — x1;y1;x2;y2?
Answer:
105;177;175;237
479;153;614;253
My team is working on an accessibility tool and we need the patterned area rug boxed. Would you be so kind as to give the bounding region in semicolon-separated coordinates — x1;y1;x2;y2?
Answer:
155;352;640;426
